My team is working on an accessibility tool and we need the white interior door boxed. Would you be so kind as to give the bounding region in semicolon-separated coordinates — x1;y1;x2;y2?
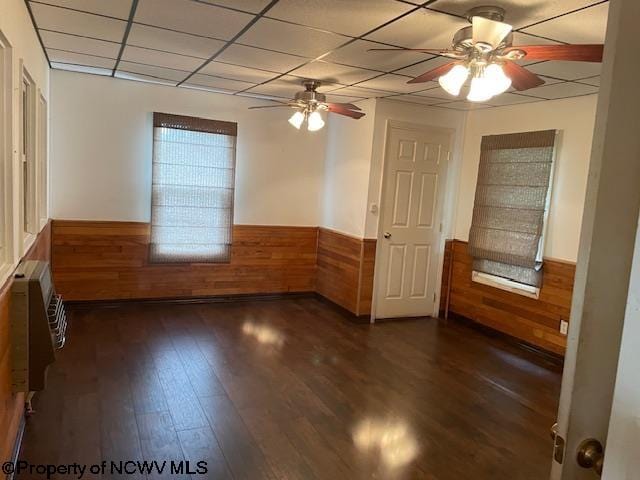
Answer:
375;124;451;319
551;1;640;478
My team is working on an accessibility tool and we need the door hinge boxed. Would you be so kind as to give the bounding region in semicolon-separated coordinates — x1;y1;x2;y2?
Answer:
439;222;443;233
433;292;437;303
551;423;565;464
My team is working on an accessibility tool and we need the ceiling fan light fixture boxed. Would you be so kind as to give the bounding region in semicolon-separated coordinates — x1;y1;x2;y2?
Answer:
307;110;325;132
438;64;470;96
288;110;305;129
484;63;511;95
467;74;494;102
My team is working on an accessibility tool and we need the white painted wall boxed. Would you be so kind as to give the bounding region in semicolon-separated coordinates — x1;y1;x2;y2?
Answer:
0;0;49;280
50;70;327;225
365;99;467;239
321;98;376;238
454;95;598;262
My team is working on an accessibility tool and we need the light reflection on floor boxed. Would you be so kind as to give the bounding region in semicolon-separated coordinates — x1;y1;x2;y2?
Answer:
352;418;419;470
241;321;285;348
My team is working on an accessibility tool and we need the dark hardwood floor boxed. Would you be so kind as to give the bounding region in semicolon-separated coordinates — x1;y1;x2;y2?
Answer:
18;297;561;479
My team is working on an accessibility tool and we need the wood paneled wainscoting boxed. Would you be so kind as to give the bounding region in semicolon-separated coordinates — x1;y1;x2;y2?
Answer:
52;221;319;302
440;239;575;355
0;222;51;464
51;221;379;317
316;228;376;317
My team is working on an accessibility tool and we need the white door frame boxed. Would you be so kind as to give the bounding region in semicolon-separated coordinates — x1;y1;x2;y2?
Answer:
371;120;453;322
551;0;640;477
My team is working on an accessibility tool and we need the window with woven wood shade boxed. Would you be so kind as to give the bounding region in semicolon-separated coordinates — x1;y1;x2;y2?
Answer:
468;129;556;288
150;112;237;263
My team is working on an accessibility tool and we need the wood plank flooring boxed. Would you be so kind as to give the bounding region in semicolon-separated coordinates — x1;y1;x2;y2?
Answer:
18;297;561;479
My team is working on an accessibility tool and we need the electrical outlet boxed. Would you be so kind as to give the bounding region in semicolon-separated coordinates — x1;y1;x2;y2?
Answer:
560;320;569;335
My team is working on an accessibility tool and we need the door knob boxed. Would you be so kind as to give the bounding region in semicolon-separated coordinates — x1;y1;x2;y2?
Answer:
577;438;604;476
383;232;392;239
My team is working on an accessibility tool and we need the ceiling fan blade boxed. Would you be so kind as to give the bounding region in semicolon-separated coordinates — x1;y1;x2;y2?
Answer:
327;105;365;119
504;44;604;62
408;61;458;84
327;102;361;111
472;16;513;48
502;61;546;91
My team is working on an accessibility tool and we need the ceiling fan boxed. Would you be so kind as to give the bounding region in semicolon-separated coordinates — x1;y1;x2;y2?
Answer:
371;5;604;102
248;80;365;131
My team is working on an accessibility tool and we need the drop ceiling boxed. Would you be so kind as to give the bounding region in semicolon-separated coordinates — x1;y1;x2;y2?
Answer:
27;0;607;110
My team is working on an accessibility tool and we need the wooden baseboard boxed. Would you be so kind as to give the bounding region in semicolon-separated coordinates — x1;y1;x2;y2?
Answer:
66;291;316;309
448;312;565;369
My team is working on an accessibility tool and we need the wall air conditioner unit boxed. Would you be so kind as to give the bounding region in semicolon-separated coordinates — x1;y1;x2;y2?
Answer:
11;261;66;397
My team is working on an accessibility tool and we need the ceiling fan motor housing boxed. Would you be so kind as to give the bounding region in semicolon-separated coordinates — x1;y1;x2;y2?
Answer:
294;80;326;108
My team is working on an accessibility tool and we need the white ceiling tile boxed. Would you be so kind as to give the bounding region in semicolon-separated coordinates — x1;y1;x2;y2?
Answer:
32;0;134;20
434;100;493;110
324;93;370;104
355;73;428;94
31;2;127;42
200;61;281;83
40;30;121;58
51;62;113;76
323;39;435;72
526;60;601;81
289;61;377;85
116;61;189;82
267;0;414;37
519;81;599;99
392;55;454;79
216;44;305;73
134;0;253;39
180;83;236;94
127;24;225;59
365;9;468;50
237;18;348;58
47;50;116;69
578;75;600;86
187;73;255;91
121;45;204;71
485;92;544;106
115;71;177;86
384;94;445;105
522;2;608;43
198;0;272;13
428;1;603;30
236;91;291;101
243;76;308;98
325;85;391;98
413;84;460;100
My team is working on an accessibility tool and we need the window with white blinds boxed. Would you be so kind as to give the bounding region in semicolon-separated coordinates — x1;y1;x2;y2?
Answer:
150;113;237;263
468;129;556;289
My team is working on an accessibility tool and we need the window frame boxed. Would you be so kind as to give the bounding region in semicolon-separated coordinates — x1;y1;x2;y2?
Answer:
149;112;237;264
470;130;559;298
37;90;48;229
0;32;13;282
20;62;37;252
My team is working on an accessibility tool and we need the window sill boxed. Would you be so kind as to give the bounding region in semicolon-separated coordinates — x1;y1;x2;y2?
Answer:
472;270;540;299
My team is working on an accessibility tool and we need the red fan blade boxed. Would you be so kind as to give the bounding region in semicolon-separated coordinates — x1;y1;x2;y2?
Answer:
326;102;361;111
504;44;604;62
327;105;365;119
408;61;458;84
502;61;546;91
